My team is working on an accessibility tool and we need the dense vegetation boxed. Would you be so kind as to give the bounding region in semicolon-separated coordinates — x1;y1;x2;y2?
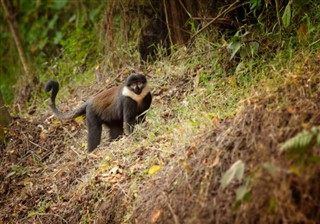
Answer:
1;0;320;223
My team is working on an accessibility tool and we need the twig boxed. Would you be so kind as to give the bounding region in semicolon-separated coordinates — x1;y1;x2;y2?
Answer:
162;191;180;224
116;183;131;199
189;0;242;42
163;0;173;47
309;38;320;46
29;140;48;152
178;0;191;18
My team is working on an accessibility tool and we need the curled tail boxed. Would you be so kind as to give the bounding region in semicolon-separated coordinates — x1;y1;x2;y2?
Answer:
45;80;87;120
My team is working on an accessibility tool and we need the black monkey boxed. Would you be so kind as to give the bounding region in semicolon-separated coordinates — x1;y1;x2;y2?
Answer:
45;74;152;152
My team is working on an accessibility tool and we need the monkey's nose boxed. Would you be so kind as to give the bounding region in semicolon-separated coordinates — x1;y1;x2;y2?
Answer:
134;87;142;94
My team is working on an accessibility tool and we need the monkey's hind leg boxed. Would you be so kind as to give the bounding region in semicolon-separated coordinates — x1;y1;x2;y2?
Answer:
86;113;102;152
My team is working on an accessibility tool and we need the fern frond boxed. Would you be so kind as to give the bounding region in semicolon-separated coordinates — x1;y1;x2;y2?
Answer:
280;127;319;152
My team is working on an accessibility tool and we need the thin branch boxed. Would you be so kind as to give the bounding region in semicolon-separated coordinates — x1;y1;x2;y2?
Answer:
163;0;173;47
178;0;191;18
189;0;243;42
162;191;180;224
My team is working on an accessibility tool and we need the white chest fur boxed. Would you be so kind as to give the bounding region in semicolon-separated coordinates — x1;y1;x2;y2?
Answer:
122;85;150;104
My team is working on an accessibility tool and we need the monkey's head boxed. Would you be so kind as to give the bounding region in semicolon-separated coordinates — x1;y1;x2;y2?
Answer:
125;74;148;95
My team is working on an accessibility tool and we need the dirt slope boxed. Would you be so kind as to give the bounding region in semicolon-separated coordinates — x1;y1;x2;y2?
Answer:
1;55;320;223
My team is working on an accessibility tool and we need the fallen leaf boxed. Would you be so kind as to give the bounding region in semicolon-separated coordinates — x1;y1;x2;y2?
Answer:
289;165;301;176
212;117;220;126
39;131;47;141
148;165;161;175
179;159;193;173
211;152;220;167
110;166;120;174
74;116;84;123
123;69;130;75
99;164;110;172
151;209;161;223
297;23;307;42
185;145;197;158
287;106;296;114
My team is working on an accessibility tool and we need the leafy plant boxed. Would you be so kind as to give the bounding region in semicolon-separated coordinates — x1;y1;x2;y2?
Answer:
221;160;252;203
227;31;259;61
5;165;29;179
220;160;245;189
282;0;292;28
280;126;320;152
235;184;250;202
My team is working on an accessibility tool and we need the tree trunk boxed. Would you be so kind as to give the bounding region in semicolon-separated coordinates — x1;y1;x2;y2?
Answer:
1;0;33;80
163;0;190;45
1;0;36;104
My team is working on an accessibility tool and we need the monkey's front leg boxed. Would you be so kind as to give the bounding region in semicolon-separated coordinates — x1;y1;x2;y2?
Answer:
124;117;136;135
123;107;137;135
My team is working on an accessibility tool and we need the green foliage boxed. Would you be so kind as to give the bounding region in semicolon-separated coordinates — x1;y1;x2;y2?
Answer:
221;160;245;189
268;198;278;213
235;184;250;202
227;30;259;61
263;162;279;177
282;1;292;28
249;0;262;11
221;160;251;204
280;127;320;152
0;0;104;103
280;126;320;164
5;165;29;179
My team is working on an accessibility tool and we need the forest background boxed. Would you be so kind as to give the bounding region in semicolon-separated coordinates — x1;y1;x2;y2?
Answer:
0;0;320;223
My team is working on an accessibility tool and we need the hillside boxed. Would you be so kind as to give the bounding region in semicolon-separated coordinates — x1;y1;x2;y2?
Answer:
1;1;320;223
1;48;320;223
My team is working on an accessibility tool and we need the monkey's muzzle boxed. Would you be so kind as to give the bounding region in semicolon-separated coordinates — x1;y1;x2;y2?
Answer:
134;87;142;94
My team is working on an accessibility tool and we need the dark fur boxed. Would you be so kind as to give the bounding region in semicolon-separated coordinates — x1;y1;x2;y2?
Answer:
45;74;152;152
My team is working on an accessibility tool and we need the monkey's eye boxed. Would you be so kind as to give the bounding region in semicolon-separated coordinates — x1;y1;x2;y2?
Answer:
137;82;144;88
130;83;137;89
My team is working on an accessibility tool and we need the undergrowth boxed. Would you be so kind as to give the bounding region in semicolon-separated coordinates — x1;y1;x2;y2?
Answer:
2;1;320;222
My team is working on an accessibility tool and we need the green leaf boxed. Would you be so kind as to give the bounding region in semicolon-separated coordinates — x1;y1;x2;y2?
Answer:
262;162;278;177
282;2;292;28
227;42;241;61
48;15;58;30
250;0;262;10
50;0;68;10
268;198;278;212
236;185;248;201
89;7;102;22
249;41;259;55
5;171;16;179
220;160;245;189
280;128;318;152
239;41;259;59
53;31;63;45
239;46;250;58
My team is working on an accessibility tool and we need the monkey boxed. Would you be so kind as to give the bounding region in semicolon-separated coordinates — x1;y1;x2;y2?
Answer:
45;73;152;152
